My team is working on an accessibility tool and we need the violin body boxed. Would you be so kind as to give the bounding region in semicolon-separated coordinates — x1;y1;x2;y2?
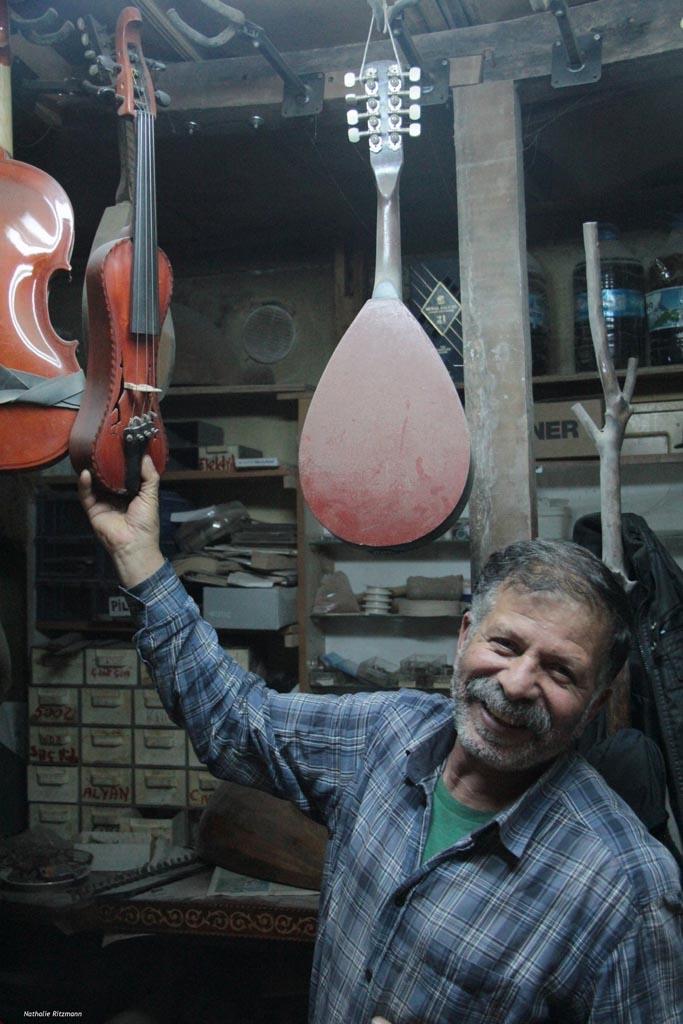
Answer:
71;5;172;496
0;148;80;469
69;236;172;494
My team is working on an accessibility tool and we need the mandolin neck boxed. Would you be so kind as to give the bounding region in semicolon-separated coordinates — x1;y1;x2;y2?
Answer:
371;145;403;300
0;0;13;156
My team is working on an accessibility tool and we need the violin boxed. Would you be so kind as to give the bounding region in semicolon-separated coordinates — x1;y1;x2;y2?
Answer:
0;0;83;471
299;61;471;549
70;5;171;496
78;12;176;400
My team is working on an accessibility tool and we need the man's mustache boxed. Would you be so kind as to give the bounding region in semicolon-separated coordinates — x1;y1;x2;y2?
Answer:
465;676;552;737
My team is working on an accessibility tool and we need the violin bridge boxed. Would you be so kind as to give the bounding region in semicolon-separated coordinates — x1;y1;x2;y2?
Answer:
123;381;163;394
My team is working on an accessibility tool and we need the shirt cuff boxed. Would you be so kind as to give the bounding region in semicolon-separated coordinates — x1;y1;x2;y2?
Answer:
120;559;197;632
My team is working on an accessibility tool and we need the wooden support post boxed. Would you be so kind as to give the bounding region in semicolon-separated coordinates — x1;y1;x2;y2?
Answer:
453;79;537;582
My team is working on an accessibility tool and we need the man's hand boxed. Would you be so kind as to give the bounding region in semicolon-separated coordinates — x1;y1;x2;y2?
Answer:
78;455;165;588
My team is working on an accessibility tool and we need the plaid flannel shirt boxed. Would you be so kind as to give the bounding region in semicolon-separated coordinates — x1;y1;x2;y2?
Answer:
128;562;683;1024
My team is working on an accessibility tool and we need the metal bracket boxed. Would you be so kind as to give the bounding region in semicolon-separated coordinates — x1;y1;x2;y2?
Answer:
9;6;75;47
548;0;602;89
367;2;448;106
281;71;324;118
167;1;322;118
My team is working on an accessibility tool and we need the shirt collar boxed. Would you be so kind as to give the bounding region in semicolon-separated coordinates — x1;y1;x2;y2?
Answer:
405;717;579;859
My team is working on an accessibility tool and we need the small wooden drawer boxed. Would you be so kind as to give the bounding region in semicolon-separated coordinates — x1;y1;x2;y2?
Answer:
81;727;132;765
139;658;154;687
29;802;80;840
28;687;79;725
28;765;79;803
82;688;132;726
134;728;186;767
81;806;138;831
188;770;221;809
134;689;174;727
85;647;138;687
31;648;84;687
135;769;186;807
29;726;79;766
80;767;133;805
187;736;203;769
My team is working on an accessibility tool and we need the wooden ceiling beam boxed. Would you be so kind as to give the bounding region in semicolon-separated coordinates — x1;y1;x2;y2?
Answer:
159;0;682;117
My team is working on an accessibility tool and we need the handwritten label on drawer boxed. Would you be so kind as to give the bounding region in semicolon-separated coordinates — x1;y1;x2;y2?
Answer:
85;647;138;686
29;726;78;765
81;768;132;804
134;690;172;726
188;770;220;807
29;688;78;723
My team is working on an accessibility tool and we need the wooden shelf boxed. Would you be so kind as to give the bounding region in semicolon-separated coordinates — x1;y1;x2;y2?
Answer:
165;467;296;481
311;613;463;635
537;452;683;467
36;620;134;633
530;365;683;402
165;384;312;398
41;467;298;486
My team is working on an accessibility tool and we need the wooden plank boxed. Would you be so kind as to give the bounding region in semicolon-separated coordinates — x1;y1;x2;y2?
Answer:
159;0;682;117
454;79;537;580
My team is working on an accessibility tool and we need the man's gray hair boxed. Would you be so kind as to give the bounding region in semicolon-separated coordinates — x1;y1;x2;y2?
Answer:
469;539;632;691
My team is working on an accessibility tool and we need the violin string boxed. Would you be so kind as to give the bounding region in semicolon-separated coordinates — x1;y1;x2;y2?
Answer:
145;103;152;421
150;104;157;419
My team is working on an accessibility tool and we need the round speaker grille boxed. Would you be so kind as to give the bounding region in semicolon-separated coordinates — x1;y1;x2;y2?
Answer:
242;303;295;364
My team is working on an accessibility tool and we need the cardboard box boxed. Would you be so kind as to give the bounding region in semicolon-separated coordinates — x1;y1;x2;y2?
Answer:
534;399;602;459
624;399;683;455
203;586;298;630
198;444;262;472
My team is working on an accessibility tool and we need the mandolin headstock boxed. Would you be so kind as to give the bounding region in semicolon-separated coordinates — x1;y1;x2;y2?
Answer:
345;60;422;172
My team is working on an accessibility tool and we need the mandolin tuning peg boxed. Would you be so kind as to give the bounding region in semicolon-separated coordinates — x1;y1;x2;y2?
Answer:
344;71;356;88
154;89;171;108
408;66;421;82
346;109;359;126
347;127;360;143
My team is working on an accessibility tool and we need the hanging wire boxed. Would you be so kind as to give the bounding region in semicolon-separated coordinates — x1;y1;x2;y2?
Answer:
358;10;375;82
384;2;404;72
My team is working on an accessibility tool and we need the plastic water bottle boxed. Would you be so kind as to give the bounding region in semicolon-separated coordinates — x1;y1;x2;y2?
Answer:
646;215;683;365
528;254;550;375
573;224;646;372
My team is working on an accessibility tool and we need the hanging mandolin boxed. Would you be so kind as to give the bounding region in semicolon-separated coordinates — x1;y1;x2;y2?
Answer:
69;5;171;496
299;61;471;549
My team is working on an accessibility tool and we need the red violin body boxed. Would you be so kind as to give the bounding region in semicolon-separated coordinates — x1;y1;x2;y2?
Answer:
0;149;80;471
69;236;172;494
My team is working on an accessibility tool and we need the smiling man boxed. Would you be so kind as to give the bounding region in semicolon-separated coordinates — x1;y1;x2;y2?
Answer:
80;460;682;1024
